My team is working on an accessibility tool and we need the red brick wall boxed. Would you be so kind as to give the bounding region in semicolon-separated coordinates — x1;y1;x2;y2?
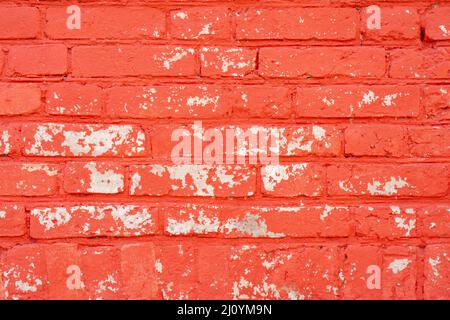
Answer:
0;0;449;300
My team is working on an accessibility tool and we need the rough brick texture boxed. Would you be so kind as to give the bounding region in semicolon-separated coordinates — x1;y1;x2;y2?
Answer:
0;1;449;301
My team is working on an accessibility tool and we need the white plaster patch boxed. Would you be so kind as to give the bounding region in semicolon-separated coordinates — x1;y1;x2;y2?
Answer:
167;209;220;235
388;259;411;274
262;164;307;192
22;164;58;176
367;177;409;195
31;207;72;231
222;213;285;238
84;162;124;194
167;165;214;196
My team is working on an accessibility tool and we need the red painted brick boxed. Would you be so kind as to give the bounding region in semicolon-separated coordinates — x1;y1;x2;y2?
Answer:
296;85;420;118
121;244;158;299
162;204;351;238
382;247;418;299
0;51;4;73
261;163;325;197
424;7;450;41
229;245;342;299
45;243;85;299
156;245;196;299
64;162;124;194
345;125;450;157
197;246;230;299
1;243;160;300
0;0;448;301
78;246;124;300
200;47;256;77
30;204;158;239
0;124;20;155
46;7;165;39
46;83;102;116
8;45;67;76
170;7;231;40
236;8;357;40
423;85;450;120
343;245;417;299
424;244;450;299
420;205;450;237
327;164;448;197
0;6;39;39
389;48;450;79
106;85;232;118
0;83;41;115
129;164;256;197
259;47;386;78
361;7;419;42
0;163;59;196
72;45;196;77
354;205;418;239
22;123;147;157
0;245;48;300
0;204;26;237
152;124;341;162
232;85;292;118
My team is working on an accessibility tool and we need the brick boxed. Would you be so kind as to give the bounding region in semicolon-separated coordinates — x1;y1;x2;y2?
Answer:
121;244;158;299
382;247;418;299
0;125;20;155
72;45;196;77
343;245;417;299
419;205;450;237
342;245;382;299
424;244;450;299
0;51;3;73
162;204;351;238
1;243;163;300
30;204;158;239
345;125;450;157
327;164;448;197
389;48;450;79
0;6;39;39
46;7;165;39
129;164;256;197
296;85;420;118
0;204;26;237
156;245;196;299
0;83;41;115
8;45;67;76
197;246;230;299
232;85;292;118
22;123;147;157
64;162;124;194
259;47;385;78
200;47;256;77
0;163;59;196
106;85;232;119
236;8;357;40
423;85;450;120
46;83;102;116
152;124;341;162
0;245;48;300
170;7;230;39
45;243;85;299
229;245;342;299
361;7;419;42
424;7;450;41
78;246;124;300
261;163;325;197
354;205;418;239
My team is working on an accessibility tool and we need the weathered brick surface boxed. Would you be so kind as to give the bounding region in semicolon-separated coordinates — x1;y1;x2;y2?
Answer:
0;1;449;300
